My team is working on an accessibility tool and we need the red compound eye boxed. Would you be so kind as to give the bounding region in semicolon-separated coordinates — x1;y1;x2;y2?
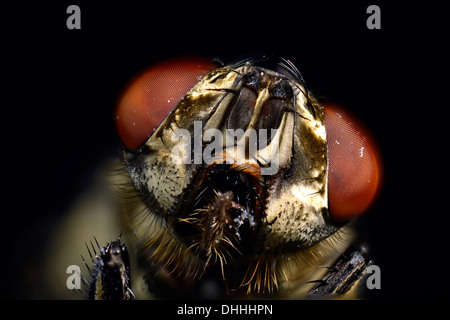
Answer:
115;57;216;149
324;103;383;221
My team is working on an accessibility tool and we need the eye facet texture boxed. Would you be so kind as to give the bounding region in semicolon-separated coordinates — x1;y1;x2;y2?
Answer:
115;57;215;149
324;103;382;221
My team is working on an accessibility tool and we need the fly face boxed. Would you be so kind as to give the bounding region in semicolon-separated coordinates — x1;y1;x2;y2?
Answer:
114;56;382;297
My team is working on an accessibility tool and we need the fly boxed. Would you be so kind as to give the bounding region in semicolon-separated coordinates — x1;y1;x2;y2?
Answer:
85;55;382;299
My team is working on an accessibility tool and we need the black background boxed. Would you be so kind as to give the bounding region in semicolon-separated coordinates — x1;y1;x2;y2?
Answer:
2;0;448;302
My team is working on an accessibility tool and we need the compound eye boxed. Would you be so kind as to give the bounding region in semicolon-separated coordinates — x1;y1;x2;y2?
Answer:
115;57;216;149
324;103;382;221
